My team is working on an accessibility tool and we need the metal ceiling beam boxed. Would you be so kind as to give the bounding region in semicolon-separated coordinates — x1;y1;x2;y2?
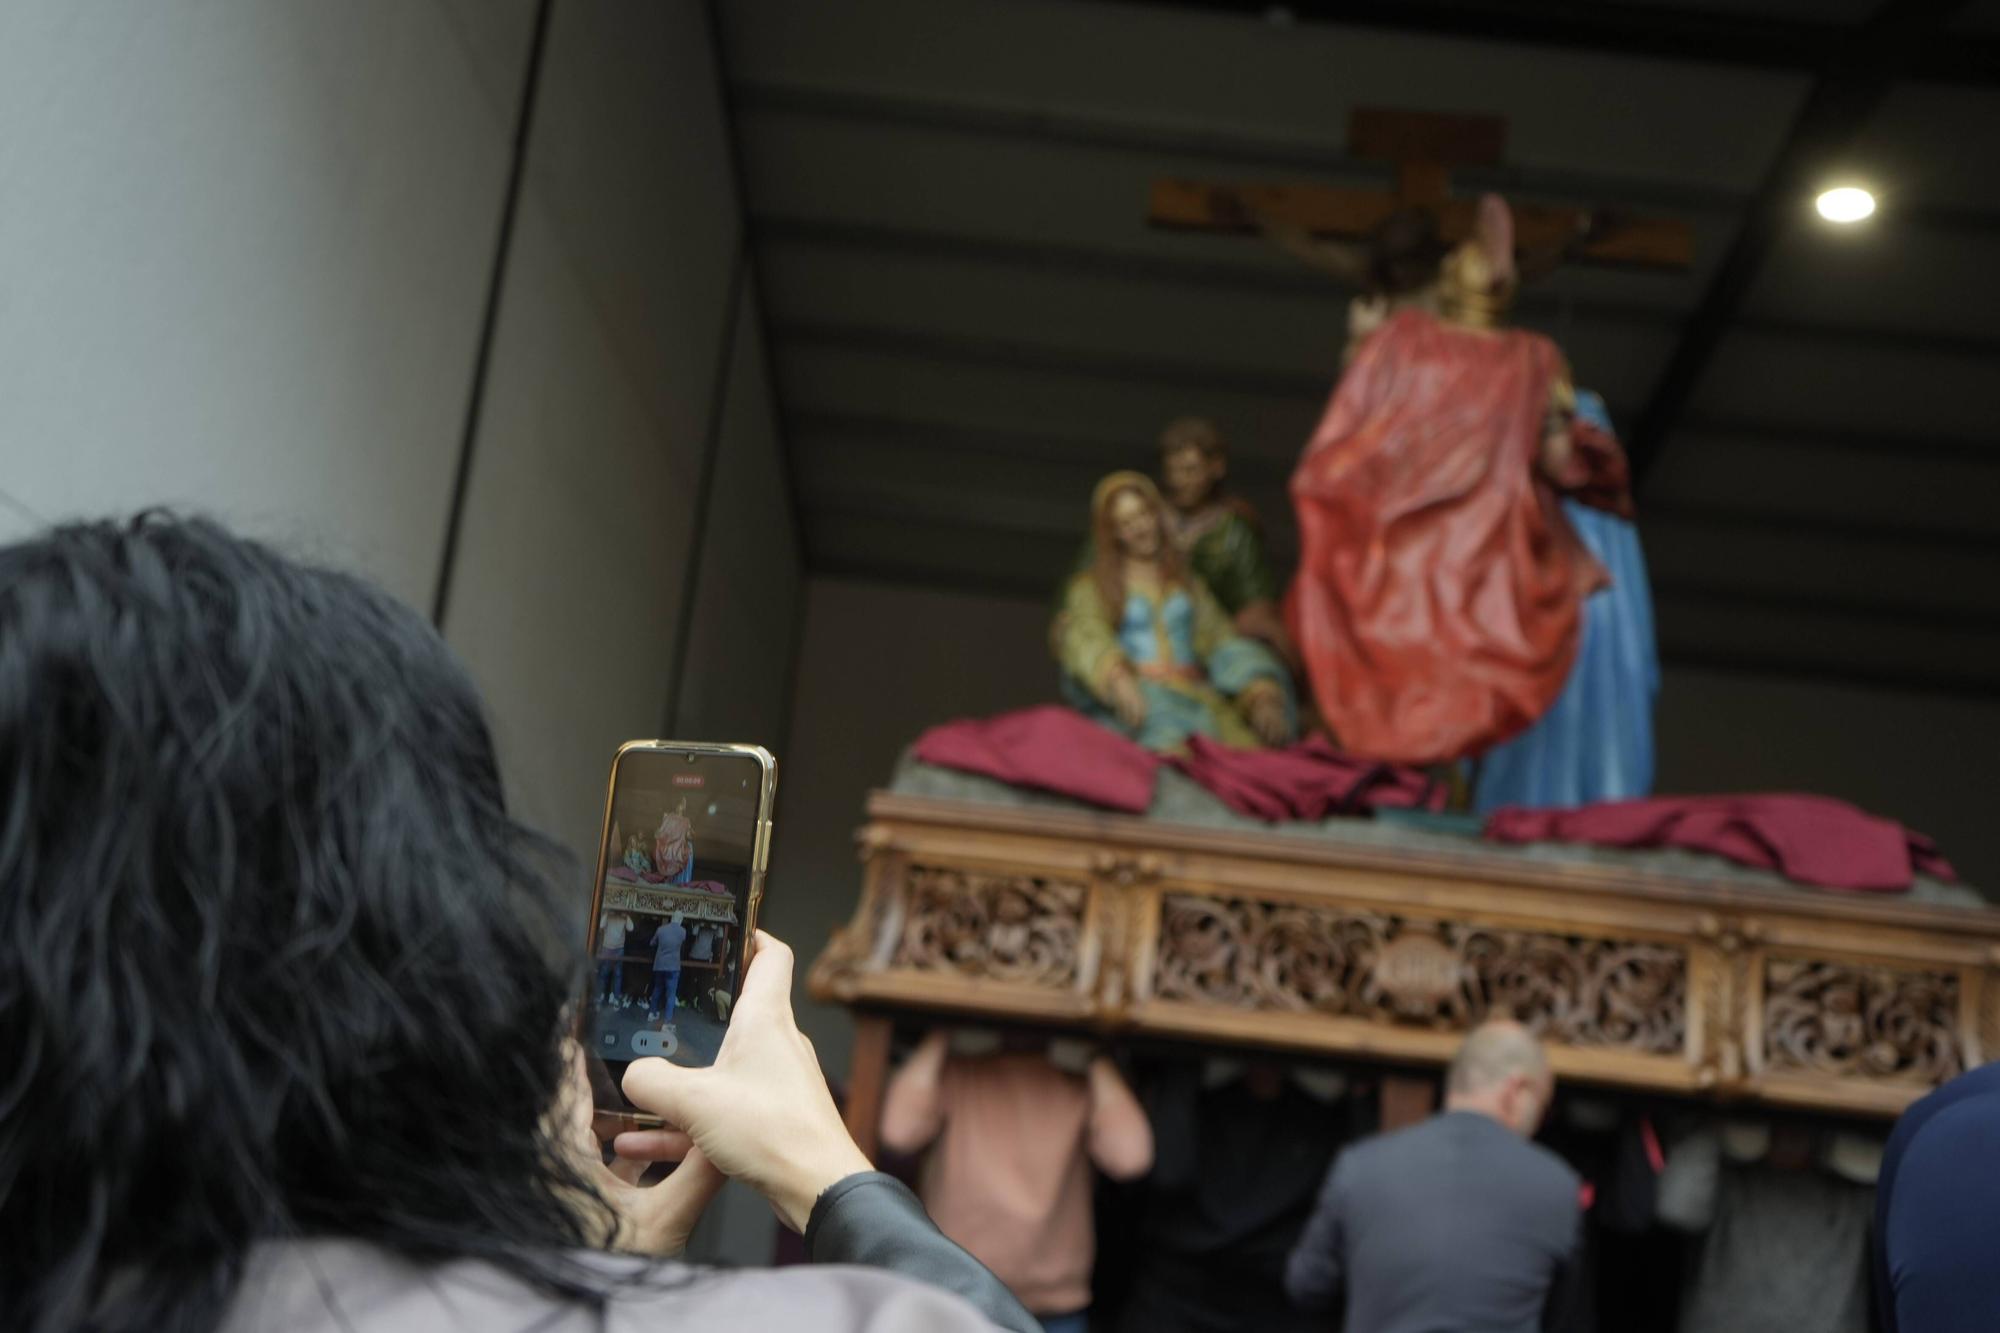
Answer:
1671;418;2000;466
1627;0;1974;482
755;214;1685;324
780;319;1334;398
1124;0;2000;86
756;214;2000;359
739;80;2000;239
1641;502;2000;557
788;409;2000;553
776;322;2000;466
731;81;1752;216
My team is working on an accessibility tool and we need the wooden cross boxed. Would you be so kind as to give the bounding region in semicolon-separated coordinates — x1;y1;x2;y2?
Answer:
1149;107;1693;272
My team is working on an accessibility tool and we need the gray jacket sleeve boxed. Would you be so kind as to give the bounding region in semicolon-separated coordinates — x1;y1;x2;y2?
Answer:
1541;1210;1590;1333
806;1172;1038;1333
1284;1154;1349;1313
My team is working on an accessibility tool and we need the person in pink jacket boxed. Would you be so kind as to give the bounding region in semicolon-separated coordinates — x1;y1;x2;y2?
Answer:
883;1031;1156;1332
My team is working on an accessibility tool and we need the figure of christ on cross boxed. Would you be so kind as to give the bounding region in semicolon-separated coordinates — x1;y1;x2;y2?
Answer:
1150;106;1692;284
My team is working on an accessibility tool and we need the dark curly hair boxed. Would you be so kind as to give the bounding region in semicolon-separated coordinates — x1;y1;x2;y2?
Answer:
0;515;613;1331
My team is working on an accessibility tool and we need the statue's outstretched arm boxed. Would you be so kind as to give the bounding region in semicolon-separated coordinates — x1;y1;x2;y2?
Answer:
1208;186;1368;286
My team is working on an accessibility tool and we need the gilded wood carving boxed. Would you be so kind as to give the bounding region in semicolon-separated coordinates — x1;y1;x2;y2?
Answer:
1152;895;1685;1054
1762;957;1962;1084
807;793;2000;1119
888;864;1088;988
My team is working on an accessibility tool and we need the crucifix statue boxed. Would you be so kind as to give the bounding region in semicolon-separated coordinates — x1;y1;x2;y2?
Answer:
1149;106;1692;287
1143;107;1671;805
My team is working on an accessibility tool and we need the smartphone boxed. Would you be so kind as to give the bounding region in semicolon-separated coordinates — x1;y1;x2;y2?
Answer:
580;740;777;1126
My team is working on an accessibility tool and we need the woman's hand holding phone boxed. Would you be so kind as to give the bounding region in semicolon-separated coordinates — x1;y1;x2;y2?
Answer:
560;1049;722;1257
609;931;873;1237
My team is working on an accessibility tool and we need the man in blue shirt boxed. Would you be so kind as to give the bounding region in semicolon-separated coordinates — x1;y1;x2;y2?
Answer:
647;912;686;1024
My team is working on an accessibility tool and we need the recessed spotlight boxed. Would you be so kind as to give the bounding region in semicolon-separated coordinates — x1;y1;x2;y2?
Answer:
1815;187;1875;223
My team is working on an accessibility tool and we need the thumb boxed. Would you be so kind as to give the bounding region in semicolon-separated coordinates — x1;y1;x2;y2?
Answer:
622;1056;706;1129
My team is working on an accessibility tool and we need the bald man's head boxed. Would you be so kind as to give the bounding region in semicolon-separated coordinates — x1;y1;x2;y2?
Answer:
1445;1020;1553;1137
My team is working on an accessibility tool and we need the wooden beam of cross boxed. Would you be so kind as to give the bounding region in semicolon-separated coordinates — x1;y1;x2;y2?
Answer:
1147;107;1694;272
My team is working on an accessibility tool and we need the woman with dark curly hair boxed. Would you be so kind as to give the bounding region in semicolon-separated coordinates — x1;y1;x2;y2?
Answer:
0;514;1033;1333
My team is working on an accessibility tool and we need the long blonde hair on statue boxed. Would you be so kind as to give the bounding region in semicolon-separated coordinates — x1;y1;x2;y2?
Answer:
1088;470;1187;615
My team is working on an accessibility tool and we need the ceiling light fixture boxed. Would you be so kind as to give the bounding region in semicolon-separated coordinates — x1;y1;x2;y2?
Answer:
1815;186;1876;223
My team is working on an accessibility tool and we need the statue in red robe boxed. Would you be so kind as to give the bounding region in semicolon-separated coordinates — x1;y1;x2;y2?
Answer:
1286;195;1631;766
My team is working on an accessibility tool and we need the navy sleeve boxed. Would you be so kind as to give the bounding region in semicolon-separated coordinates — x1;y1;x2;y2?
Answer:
1873;1064;2000;1333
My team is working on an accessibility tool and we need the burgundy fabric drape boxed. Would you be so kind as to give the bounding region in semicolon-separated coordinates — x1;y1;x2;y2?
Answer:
913;706;1161;812
913;709;1440;822
1169;734;1444;821
1485;794;1956;893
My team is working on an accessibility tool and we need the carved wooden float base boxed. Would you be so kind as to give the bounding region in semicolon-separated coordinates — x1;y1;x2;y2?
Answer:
811;793;2000;1120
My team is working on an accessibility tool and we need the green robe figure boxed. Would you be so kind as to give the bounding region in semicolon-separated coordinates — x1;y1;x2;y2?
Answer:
1067;418;1296;673
1161;420;1284;636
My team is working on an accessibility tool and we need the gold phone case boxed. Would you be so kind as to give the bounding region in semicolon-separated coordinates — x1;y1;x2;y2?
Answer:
581;740;778;1081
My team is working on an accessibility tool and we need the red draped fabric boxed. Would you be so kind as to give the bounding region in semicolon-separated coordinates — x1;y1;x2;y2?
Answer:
1286;308;1608;765
1485;795;1956;893
910;710;1441;821
914;706;1161;812
1169;734;1444;822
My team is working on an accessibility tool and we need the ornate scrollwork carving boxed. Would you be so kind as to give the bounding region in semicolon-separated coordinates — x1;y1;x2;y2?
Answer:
1762;958;1962;1083
809;840;898;1004
1152;895;1685;1054
809;921;871;1003
888;865;1086;988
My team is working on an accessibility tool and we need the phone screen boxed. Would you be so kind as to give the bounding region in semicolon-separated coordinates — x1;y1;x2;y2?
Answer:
583;745;771;1106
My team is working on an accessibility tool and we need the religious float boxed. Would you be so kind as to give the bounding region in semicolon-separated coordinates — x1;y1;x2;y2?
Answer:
809;107;1992;1160
812;774;1989;1154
